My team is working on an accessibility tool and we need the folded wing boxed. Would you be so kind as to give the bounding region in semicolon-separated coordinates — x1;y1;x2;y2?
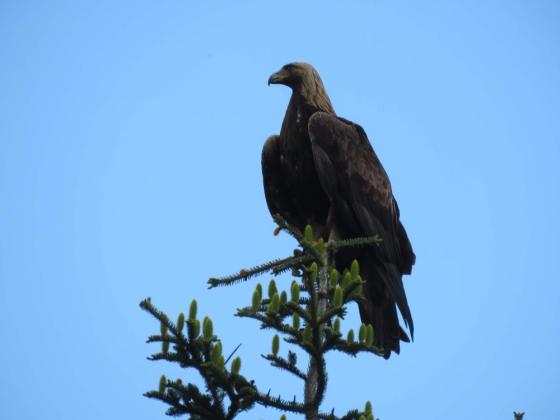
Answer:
308;112;415;340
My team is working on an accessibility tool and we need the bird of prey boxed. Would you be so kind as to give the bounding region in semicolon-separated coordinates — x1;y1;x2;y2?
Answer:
261;62;415;357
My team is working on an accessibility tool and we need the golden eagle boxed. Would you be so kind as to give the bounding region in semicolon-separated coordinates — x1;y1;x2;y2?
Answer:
262;63;415;357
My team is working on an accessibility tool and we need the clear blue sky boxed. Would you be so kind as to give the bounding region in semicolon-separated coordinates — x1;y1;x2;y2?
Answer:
1;1;559;419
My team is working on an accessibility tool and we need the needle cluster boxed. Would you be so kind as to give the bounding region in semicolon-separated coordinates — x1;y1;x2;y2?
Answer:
141;216;382;420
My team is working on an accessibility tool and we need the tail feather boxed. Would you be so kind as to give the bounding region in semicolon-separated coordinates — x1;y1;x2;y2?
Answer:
381;263;414;339
358;258;413;358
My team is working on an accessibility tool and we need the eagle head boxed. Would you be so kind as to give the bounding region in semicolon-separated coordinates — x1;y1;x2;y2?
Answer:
268;62;319;89
268;62;334;112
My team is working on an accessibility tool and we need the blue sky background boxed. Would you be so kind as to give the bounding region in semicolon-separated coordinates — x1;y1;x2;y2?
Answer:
1;1;559;419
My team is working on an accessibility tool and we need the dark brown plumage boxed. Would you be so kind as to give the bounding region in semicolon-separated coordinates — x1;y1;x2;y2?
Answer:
262;62;415;357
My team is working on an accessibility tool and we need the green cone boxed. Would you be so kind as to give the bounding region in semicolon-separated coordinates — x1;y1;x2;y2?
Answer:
333;286;343;308
159;375;167;393
231;356;241;374
359;323;366;343
342;271;352;289
268;292;280;314
272;334;280;355
351;260;360;280
334;317;341;333
291;281;300;302
354;277;364;297
347;329;355;344
330;269;339;287
310;262;318;283
366;324;374;346
304;225;313;242
192;319;200;338
176;313;185;332
268;279;277;299
211;341;223;364
292;312;300;329
252;289;262;311
189;299;198;320
315;238;325;253
203;316;213;340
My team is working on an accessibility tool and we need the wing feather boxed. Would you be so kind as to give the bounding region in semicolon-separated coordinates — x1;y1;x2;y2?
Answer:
308;112;415;336
262;135;304;228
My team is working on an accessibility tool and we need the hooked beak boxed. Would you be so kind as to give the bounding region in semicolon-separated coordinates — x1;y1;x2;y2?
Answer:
268;68;289;86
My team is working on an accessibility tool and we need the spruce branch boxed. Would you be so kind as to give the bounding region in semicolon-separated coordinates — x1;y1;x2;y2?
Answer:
208;254;312;288
254;390;307;413
272;214;304;241
303;242;330;419
142;217;391;419
140;299;258;419
327;235;383;252
262;353;307;381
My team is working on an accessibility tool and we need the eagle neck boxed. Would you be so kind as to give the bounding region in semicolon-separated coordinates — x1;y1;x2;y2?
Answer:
293;86;335;115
